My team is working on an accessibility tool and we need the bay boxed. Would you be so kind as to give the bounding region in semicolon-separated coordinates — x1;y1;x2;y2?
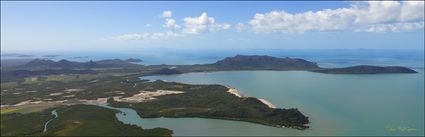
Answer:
139;69;424;136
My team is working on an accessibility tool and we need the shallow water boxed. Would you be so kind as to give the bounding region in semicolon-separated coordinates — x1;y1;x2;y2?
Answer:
139;69;424;136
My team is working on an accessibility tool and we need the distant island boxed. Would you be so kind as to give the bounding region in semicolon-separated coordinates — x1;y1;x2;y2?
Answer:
125;58;143;63
142;55;416;74
3;55;416;74
0;54;418;136
17;58;140;70
312;65;418;74
204;55;416;74
207;55;319;70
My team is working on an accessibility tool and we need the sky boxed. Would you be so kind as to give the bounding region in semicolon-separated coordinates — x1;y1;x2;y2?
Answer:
1;1;424;52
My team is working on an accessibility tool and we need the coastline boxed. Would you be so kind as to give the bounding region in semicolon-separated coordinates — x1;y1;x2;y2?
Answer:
258;98;277;108
225;86;243;98
225;86;277;109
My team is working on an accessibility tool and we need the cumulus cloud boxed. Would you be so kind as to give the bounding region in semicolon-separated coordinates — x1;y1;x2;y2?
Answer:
112;31;180;41
164;18;181;30
162;10;173;18
249;1;424;33
183;12;231;34
110;2;423;42
160;10;181;31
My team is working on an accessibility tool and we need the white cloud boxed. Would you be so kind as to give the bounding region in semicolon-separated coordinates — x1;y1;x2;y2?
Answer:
249;1;424;33
235;23;246;32
358;22;425;33
145;24;151;27
160;10;181;31
112;31;180;41
211;23;231;32
162;10;173;18
183;12;231;34
164;18;181;30
220;24;231;30
184;12;215;25
400;1;425;22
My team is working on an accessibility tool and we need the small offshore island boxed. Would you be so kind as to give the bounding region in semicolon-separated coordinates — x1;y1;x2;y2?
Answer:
0;55;417;136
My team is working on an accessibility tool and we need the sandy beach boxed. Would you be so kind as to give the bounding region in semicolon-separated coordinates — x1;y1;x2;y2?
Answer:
258;98;277;108
226;87;243;97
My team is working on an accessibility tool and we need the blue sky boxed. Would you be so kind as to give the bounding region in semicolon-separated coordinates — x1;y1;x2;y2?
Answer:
1;1;424;52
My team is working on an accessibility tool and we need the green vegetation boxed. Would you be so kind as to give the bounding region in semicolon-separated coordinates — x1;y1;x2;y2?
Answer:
1;103;59;114
125;58;143;62
1;108;53;136
208;55;319;70
110;80;310;129
0;74;144;105
45;105;172;136
150;68;183;75
0;107;21;114
1;105;172;136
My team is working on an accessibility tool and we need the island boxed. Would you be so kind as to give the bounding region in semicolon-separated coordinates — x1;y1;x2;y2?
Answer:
206;55;319;70
312;65;418;74
1;55;418;136
125;58;143;63
141;55;415;74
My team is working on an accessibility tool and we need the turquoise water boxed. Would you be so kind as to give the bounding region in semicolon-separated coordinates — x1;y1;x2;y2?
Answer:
140;69;424;136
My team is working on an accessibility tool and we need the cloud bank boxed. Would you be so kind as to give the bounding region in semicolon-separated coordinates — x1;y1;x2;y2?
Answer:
111;2;424;41
249;1;424;33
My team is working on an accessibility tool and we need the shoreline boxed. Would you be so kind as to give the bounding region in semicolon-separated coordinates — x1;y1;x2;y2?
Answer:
258;98;277;108
225;86;243;98
224;86;277;109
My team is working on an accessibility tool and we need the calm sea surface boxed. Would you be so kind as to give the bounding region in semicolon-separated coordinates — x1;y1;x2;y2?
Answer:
139;69;424;136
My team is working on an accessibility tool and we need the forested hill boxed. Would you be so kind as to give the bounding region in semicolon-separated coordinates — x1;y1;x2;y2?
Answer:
208;55;319;70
